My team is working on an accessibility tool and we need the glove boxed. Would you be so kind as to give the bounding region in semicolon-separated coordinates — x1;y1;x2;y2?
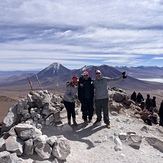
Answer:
122;72;127;78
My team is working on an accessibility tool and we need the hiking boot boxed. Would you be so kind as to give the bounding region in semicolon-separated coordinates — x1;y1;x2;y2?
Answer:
106;124;111;129
88;119;92;123
68;119;71;125
84;120;88;123
73;119;78;126
93;120;101;126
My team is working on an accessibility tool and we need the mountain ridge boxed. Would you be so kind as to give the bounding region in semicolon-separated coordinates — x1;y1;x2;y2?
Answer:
0;62;163;92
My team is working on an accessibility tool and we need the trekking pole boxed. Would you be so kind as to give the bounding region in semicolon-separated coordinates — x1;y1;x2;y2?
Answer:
27;77;33;91
35;74;43;90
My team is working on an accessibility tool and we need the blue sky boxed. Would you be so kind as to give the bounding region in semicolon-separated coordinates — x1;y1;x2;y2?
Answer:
0;0;163;70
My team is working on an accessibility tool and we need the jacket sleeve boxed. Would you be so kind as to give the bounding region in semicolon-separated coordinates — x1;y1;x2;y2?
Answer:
104;76;122;82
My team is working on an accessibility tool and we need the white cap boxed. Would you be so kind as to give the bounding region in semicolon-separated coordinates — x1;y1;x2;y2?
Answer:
95;70;101;74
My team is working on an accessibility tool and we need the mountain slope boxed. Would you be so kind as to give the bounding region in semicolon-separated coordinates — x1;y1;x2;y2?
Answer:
0;63;163;92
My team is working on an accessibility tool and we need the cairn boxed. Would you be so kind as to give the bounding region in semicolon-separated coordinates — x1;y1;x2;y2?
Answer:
0;90;71;162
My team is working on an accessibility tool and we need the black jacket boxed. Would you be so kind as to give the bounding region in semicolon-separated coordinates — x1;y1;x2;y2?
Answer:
78;76;94;102
159;102;163;119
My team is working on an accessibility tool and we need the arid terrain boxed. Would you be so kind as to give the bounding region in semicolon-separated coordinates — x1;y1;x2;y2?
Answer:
0;88;163;123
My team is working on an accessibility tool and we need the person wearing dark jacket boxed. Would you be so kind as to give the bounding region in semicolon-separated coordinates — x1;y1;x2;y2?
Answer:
145;94;153;112
152;96;156;107
131;91;137;102
136;92;144;104
78;71;94;123
159;100;163;126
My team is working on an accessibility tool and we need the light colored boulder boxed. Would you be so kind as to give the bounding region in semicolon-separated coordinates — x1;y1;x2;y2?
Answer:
0;152;22;163
52;138;71;160
2;105;18;130
109;101;123;113
27;94;33;102
5;136;23;156
41;94;51;105
35;141;52;159
47;136;58;146
14;124;42;141
114;136;122;151
8;126;17;136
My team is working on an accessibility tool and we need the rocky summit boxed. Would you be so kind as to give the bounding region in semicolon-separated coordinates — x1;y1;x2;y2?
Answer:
0;89;163;163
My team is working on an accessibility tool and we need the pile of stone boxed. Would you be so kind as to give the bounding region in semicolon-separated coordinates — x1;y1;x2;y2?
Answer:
0;123;70;162
0;90;71;162
1;90;64;133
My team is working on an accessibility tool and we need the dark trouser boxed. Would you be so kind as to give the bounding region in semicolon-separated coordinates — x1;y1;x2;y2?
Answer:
95;98;110;125
63;101;75;120
81;98;94;121
160;119;163;126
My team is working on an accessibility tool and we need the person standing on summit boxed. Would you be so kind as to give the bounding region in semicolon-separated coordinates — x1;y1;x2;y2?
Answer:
93;70;127;128
63;76;78;126
78;71;94;123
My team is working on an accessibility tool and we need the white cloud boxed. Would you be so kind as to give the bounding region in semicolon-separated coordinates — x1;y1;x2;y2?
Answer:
153;57;163;60
0;0;163;70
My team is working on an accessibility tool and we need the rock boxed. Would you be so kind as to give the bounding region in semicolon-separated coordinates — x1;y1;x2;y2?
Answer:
146;137;163;153
47;136;58;147
141;126;149;133
52;138;71;160
32;92;41;101
114;136;122;151
109;101;123;113
27;94;33;103
5;136;23;156
34;158;59;163
119;133;128;140
45;114;55;126
113;92;126;102
41;94;51;105
128;142;141;150
35;141;52;159
8;126;17;136
134;114;141;118
110;110;119;116
53;112;61;123
14;124;42;141
0;152;22;163
24;139;34;156
0;137;6;152
123;99;132;105
130;135;142;143
2;105;19;132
